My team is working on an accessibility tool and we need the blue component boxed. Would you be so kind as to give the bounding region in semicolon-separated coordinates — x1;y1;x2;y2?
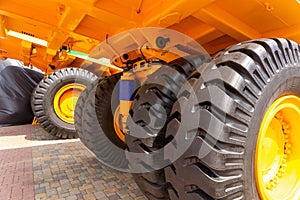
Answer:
119;80;135;100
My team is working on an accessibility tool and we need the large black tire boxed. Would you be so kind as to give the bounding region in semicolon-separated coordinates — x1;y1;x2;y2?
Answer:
74;75;128;169
31;68;97;139
74;79;101;147
164;38;300;199
95;73;127;149
126;56;204;200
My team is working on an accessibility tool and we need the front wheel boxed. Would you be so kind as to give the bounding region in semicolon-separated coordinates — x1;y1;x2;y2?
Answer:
165;38;300;199
31;68;97;139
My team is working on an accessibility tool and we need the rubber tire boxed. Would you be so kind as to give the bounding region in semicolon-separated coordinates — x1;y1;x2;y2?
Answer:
31;68;97;139
164;38;300;199
74;79;101;147
126;56;204;200
95;73;127;150
74;75;128;169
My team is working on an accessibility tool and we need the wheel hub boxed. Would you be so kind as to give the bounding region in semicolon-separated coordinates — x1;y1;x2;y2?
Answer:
256;95;300;199
53;83;85;124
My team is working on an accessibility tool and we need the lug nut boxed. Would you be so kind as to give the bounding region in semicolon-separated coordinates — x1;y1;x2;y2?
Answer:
277;172;283;178
271;181;277;188
266;183;273;190
285;149;291;154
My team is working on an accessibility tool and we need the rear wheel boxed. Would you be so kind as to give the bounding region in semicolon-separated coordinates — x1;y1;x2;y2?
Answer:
164;38;300;199
31;68;97;138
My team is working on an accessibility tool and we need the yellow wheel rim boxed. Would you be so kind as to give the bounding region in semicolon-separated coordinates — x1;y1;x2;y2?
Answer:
256;95;300;199
113;106;125;142
53;83;86;124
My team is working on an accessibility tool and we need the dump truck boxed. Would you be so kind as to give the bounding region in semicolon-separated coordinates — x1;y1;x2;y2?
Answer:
1;0;300;199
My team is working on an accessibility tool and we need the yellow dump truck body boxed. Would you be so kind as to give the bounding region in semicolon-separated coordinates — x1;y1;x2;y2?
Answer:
1;0;300;71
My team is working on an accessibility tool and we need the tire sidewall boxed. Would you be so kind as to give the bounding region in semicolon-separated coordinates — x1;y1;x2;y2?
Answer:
96;74;127;149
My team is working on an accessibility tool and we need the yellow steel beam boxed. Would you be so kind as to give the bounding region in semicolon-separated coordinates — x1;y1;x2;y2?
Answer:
170;21;224;46
49;0;134;28
21;40;32;66
0;10;57;31
187;24;224;44
68;32;100;53
89;7;137;28
202;35;237;54
47;6;86;50
263;24;300;43
142;0;215;27
0;15;6;39
193;4;261;41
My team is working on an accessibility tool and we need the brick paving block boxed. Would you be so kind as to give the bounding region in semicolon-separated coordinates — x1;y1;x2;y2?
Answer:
66;195;77;200
11;187;23;199
35;187;46;194
122;197;134;200
50;182;60;188
70;180;80;185
93;191;106;199
119;194;130;199
35;192;47;199
59;192;71;198
107;194;120;200
69;189;80;196
23;192;35;200
0;187;12;200
46;188;58;196
83;193;96;200
76;193;84;199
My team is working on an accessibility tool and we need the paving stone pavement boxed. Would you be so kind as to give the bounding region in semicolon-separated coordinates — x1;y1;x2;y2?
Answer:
0;125;147;200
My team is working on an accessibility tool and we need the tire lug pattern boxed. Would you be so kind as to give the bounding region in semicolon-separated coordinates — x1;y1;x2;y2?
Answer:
164;38;300;199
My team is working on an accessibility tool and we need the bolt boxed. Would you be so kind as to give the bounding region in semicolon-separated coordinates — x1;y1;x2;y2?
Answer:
282;159;287;165
266;183;273;190
276;112;282;118
277;172;283;178
271;180;277;188
285;149;291;154
279;167;286;173
283;124;289;130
